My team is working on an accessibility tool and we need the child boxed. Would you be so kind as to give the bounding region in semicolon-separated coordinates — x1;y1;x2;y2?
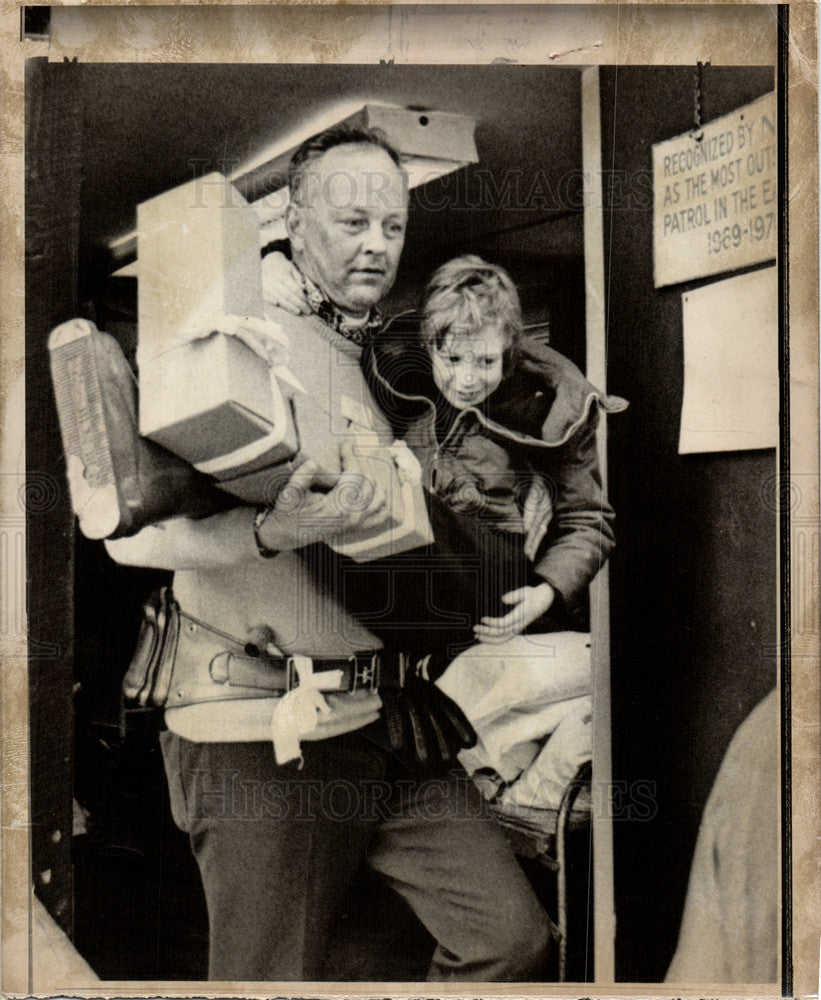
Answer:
262;249;624;653
362;254;625;653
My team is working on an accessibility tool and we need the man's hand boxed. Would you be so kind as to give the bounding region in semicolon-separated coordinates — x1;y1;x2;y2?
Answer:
106;451;391;570
256;448;391;553
473;582;555;644
262;252;311;316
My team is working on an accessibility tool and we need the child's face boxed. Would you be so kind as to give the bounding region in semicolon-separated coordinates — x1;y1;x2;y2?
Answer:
431;326;506;409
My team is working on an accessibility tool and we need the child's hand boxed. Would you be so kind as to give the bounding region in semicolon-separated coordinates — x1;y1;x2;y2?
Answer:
473;583;555;644
262;252;311;316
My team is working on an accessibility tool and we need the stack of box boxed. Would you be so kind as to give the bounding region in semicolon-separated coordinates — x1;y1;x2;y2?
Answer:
137;173;298;499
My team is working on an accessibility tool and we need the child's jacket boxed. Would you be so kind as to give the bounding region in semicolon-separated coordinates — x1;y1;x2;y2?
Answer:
362;318;628;611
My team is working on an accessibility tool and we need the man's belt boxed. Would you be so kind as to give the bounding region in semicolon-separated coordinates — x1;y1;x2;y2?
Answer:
122;588;476;766
123;587;386;710
170;613;384;709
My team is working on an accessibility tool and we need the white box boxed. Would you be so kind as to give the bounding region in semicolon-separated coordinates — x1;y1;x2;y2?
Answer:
139;332;297;471
137;172;263;369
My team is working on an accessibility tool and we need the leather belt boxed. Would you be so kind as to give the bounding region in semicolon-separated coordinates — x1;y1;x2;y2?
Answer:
165;607;386;710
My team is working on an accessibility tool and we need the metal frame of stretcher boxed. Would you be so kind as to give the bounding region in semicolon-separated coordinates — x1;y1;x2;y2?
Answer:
489;759;593;982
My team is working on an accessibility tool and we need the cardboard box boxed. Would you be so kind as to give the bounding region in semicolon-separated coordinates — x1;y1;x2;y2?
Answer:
329;440;433;562
137;172;263;369
133;169;433;556
139;332;298;472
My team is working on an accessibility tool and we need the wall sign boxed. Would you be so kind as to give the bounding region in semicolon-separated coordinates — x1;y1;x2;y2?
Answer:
679;265;777;455
653;92;776;288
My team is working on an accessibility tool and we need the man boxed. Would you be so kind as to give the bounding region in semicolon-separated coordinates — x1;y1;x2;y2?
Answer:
107;126;553;982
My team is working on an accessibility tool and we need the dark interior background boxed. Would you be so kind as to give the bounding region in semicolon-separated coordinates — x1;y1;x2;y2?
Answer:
26;58;779;982
600;64;778;980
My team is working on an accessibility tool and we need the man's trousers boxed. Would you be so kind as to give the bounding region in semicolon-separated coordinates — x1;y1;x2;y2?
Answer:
160;726;554;982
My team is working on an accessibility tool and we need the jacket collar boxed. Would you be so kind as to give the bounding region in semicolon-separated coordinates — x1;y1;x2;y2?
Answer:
366;316;628;448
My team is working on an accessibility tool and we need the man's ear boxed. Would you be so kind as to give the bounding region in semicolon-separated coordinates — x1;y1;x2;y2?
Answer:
285;202;304;253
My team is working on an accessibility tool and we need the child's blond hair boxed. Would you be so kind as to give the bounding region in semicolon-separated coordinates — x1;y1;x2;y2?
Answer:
420;255;523;369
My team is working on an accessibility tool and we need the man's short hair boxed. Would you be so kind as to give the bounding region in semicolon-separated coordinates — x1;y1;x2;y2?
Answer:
420;255;523;366
288;124;403;205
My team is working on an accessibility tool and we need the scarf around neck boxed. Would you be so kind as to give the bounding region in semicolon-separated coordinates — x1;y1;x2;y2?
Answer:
299;271;384;347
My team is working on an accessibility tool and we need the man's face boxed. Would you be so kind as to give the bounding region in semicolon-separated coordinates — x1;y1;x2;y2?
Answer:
431;326;506;410
286;144;409;317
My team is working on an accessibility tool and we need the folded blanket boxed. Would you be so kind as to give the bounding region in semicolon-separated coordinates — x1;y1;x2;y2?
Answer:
496;696;592;812
436;632;592;800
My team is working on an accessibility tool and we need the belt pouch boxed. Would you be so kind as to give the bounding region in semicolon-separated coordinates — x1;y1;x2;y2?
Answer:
122;587;180;707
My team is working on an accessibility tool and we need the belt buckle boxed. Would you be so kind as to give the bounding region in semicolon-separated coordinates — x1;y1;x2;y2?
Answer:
349;653;380;693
